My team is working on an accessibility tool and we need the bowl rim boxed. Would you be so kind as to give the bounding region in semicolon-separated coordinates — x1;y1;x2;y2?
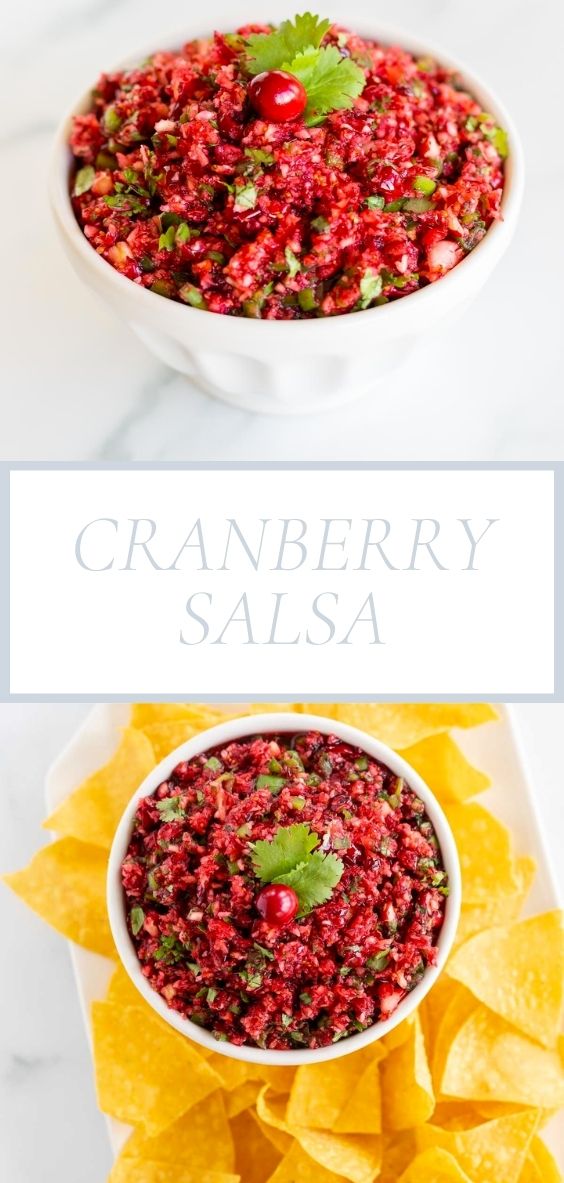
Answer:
49;16;524;341
107;710;462;1065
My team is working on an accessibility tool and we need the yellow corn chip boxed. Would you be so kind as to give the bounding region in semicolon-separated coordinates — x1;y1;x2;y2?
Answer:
381;1014;434;1130
120;1090;234;1169
287;1052;373;1130
416;1111;539;1183
333;1053;383;1134
453;855;536;948
131;704;229;728
232;1108;283;1183
419;974;457;1066
255;1113;294;1158
258;1065;297;1093
398;1147;473;1182
445;802;519;903
43;727;155;849
208;1054;251;1091
257;1087;291;1129
225;1081;262;1118
141;711;234;762
109;1164;238;1183
292;1128;382;1183
398;734;490;805
3;838;113;956
440;1004;564;1108
430;985;478;1092
447;910;564;1048
529;1136;563;1182
297;704;497;750
92;1001;221;1136
379;1132;417;1183
265;1141;344;1183
105;965;146;1009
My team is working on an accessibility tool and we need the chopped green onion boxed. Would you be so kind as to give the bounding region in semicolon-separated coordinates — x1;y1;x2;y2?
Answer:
413;175;436;195
256;774;286;793
73;165;95;197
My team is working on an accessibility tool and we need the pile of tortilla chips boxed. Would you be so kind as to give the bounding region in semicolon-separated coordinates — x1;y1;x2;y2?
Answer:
4;703;564;1183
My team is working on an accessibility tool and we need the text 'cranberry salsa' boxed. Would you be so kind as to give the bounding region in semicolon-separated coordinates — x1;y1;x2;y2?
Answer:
70;13;507;319
122;730;448;1050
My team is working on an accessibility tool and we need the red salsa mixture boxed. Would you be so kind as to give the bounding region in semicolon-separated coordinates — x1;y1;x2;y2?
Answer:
69;16;507;319
121;730;448;1049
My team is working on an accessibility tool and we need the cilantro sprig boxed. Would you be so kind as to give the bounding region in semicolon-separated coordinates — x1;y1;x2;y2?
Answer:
244;13;366;124
251;823;344;915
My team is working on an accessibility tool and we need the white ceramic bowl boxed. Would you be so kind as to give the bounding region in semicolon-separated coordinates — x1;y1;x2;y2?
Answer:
49;9;523;415
107;711;461;1065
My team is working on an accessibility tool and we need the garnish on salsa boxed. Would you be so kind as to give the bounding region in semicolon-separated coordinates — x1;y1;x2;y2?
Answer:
69;14;507;319
121;730;448;1050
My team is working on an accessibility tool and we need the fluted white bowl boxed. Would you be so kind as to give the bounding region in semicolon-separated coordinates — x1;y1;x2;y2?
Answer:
50;8;523;414
107;712;461;1065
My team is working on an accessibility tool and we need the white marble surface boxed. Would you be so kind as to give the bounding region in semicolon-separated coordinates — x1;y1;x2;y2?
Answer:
2;0;564;459
0;703;562;1182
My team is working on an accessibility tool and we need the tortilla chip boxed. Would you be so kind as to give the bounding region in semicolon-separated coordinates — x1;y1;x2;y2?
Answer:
430;985;478;1092
3;838;113;956
232;1109;283;1183
256;1087;293;1154
131;704;229;728
398;1147;473;1182
292;1128;382;1183
225;1080;262;1118
119;1090;234;1169
92;1001;220;1136
453;855;537;949
333;1053;383;1134
207;1054;251;1091
381;1014;434;1130
416;1111;539;1183
105;965;146;1009
140;710;235;762
43;727;155;849
109;1164;238;1183
265;1141;344;1183
440;1004;564;1108
529;1136;563;1182
398;734;490;805
419;975;458;1066
286;1052;373;1130
379;1132;417;1183
296;704;497;750
447;910;564;1049
445;803;519;903
258;1065;297;1093
255;1113;294;1157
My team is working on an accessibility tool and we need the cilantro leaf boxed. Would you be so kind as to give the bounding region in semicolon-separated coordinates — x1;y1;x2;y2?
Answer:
274;851;344;914
234;182;258;212
156;795;185;822
245;12;331;75
287;45;365;121
251;823;344;914
251;823;318;882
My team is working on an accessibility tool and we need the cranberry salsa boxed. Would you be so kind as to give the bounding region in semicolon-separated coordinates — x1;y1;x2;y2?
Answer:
121;730;448;1050
69;13;507;320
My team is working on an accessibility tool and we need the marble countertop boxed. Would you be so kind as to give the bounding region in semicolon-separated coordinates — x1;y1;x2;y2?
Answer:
2;0;564;461
0;702;563;1181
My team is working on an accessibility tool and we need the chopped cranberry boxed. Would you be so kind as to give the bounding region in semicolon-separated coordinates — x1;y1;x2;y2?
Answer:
249;70;307;123
257;883;299;927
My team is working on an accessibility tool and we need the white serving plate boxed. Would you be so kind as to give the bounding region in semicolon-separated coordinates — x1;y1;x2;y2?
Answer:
45;704;562;1163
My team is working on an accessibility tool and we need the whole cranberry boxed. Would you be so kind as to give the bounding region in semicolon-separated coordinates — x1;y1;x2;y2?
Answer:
249;70;307;123
256;883;299;927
